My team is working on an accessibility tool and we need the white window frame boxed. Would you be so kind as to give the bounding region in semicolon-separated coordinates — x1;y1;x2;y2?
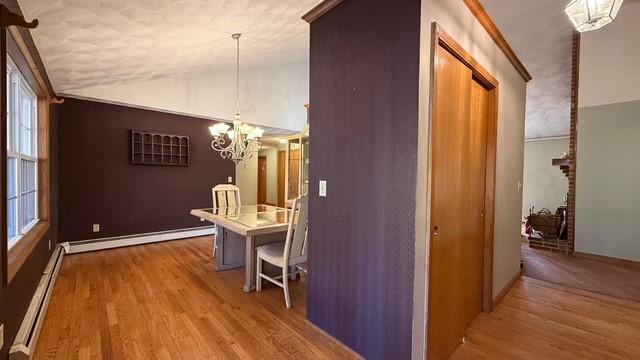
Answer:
7;57;39;249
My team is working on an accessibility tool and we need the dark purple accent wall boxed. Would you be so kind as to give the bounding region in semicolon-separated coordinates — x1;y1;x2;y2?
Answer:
306;0;421;359
58;98;235;242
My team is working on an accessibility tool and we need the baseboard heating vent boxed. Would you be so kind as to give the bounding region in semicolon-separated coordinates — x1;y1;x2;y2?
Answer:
9;245;65;360
62;226;215;254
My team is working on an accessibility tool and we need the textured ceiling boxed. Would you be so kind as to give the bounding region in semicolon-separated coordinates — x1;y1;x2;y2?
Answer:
483;0;574;139
18;0;318;92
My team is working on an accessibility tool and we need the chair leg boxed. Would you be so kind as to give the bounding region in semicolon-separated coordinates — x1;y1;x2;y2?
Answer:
283;266;291;309
256;256;262;292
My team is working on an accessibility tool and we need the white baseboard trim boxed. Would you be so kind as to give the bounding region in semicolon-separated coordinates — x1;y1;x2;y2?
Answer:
61;226;215;254
10;245;65;360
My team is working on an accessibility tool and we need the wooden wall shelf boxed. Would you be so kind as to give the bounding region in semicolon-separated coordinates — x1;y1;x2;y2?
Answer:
130;130;189;166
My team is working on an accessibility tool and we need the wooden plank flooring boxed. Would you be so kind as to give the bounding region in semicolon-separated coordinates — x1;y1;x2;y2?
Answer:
34;237;640;359
33;237;359;360
522;243;640;303
451;276;640;359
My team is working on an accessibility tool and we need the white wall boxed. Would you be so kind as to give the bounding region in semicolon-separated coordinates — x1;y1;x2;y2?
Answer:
579;1;640;107
413;0;528;356
522;138;569;217
64;62;310;131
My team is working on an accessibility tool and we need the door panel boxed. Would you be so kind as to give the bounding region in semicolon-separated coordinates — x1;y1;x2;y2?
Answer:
428;46;489;360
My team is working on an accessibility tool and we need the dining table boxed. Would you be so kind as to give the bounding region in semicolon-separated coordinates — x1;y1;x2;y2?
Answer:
190;204;291;292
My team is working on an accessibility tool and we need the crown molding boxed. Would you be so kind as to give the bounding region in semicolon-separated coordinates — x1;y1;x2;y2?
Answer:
302;0;344;23
462;0;533;82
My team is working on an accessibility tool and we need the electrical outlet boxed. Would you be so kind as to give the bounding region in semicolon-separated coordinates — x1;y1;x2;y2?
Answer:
319;180;327;197
92;224;100;233
228;176;233;183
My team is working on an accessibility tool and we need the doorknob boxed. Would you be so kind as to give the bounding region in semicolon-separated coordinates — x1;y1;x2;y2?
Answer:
432;225;439;236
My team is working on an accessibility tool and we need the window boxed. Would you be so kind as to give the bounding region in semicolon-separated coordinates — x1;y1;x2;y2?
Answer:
7;57;38;249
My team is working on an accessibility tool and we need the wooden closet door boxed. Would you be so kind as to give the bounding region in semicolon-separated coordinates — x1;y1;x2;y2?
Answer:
427;46;489;360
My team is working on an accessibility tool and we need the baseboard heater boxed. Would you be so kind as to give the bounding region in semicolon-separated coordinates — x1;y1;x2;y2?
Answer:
9;245;65;360
60;226;216;254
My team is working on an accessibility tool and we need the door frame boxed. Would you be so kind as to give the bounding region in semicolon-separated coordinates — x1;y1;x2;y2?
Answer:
427;23;499;318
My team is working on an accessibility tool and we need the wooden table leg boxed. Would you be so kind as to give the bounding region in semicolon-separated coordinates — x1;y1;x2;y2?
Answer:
243;235;256;292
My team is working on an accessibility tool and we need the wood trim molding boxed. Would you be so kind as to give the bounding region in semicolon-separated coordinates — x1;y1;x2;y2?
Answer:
7;222;49;282
1;28;8;286
462;0;533;82
2;3;55;284
492;270;521;308
302;0;344;23
7;26;54;99
0;4;37;29
435;24;499;88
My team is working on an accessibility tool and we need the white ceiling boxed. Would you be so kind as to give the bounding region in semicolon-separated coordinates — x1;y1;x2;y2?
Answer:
18;0;318;92
483;0;575;139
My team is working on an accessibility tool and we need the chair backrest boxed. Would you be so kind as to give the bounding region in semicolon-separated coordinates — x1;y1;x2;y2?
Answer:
212;184;241;208
284;194;309;264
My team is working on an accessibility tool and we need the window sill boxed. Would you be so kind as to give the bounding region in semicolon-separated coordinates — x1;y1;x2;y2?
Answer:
7;221;49;283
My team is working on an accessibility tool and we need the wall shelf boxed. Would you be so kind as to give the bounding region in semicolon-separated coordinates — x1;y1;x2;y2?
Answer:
130;130;189;166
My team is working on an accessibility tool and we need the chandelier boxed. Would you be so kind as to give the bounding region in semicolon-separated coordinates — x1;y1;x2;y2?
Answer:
565;0;624;32
209;33;264;163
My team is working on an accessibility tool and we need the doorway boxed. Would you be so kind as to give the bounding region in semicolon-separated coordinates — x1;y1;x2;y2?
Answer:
427;25;498;360
277;150;286;207
257;156;267;205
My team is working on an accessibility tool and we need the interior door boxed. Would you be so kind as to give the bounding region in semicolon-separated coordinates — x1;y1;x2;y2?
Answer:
427;45;489;360
258;156;267;204
277;150;286;207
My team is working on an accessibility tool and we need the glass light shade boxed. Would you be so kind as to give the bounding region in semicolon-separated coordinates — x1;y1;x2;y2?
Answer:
227;130;235;140
249;128;264;139
210;123;230;137
239;123;254;135
565;0;624;32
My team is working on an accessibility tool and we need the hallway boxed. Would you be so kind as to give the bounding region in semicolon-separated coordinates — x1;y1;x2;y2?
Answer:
521;243;640;303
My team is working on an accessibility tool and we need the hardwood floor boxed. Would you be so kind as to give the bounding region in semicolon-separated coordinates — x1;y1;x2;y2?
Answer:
521;242;640;303
33;237;640;359
33;237;359;360
452;276;640;359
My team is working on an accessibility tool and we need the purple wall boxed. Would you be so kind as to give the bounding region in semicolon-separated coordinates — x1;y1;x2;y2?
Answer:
58;98;235;242
306;0;421;359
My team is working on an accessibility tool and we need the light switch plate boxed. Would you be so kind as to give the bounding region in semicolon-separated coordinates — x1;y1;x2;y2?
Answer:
319;180;327;197
228;176;233;183
92;224;100;233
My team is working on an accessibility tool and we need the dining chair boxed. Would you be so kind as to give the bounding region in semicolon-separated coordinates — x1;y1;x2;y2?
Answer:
256;194;308;308
211;184;241;257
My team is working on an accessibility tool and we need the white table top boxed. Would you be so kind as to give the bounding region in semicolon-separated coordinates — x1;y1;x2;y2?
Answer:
190;205;291;236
